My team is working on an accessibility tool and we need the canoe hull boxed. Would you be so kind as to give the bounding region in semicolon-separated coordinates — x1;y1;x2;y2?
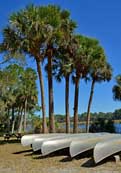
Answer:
94;134;121;163
41;133;104;156
32;134;76;151
70;134;116;158
21;133;66;146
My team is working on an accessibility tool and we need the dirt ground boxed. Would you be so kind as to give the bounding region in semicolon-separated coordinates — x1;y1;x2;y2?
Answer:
0;137;121;173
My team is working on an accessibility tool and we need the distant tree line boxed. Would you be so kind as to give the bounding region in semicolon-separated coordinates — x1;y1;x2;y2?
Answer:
55;108;121;123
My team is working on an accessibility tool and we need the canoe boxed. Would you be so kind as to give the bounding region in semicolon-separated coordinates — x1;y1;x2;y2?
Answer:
70;133;116;158
94;134;121;163
32;134;79;151
41;133;105;156
21;133;66;146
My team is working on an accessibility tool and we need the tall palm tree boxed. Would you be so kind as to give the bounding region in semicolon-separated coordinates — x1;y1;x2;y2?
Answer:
53;21;76;133
42;7;62;133
112;75;121;101
53;57;73;133
86;61;112;133
45;9;76;133
72;35;99;133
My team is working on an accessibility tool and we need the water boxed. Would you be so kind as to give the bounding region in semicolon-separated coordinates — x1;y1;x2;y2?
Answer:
63;123;121;133
114;123;121;133
70;124;85;129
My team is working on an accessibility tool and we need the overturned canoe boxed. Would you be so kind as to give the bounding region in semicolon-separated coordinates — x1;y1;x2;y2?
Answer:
32;134;76;151
41;133;102;156
21;133;66;146
70;133;116;158
94;134;121;163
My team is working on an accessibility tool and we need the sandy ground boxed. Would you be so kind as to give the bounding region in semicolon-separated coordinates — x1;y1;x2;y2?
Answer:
0;137;121;173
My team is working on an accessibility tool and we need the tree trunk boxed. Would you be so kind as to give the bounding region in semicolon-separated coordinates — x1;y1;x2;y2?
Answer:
36;60;48;133
23;98;27;132
11;106;15;134
7;108;10;132
12;118;16;134
86;79;95;133
18;107;23;134
73;77;80;133
17;106;21;130
47;49;55;133
65;75;70;133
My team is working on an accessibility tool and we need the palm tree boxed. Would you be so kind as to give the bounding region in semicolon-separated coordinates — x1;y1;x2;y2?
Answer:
86;61;112;133
45;9;76;133
42;7;61;133
53;21;76;133
53;57;73;133
112;75;121;101
72;35;98;133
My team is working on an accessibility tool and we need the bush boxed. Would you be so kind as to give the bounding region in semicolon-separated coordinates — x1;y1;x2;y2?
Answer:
90;118;115;133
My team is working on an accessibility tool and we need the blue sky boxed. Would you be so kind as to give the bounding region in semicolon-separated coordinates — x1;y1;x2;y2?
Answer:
0;0;121;116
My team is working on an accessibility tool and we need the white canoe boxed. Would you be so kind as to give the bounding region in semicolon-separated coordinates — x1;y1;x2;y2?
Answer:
70;133;116;158
32;134;78;151
94;134;121;163
21;133;66;146
41;133;105;156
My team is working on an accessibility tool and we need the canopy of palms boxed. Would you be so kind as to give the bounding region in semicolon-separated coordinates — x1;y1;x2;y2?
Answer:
0;4;114;134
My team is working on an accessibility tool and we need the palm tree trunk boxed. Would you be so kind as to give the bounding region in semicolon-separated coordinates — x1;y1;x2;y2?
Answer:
47;49;55;133
18;107;23;134
65;75;70;133
7;108;10;132
23;98;27;132
12;118;16;134
36;60;48;133
73;77;80;133
17;106;21;130
86;79;95;133
11;106;15;134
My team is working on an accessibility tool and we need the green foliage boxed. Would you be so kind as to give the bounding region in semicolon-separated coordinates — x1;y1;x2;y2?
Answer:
46;118;59;129
31;115;59;132
0;64;38;132
89;118;115;133
55;114;66;123
112;75;121;101
55;109;121;123
0;4;75;61
32;116;42;133
113;109;121;119
79;111;116;121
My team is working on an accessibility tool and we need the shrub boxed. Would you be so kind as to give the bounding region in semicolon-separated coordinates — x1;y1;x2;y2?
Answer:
90;118;115;133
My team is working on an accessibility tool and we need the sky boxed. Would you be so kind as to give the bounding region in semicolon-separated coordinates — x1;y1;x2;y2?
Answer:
0;0;121;116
